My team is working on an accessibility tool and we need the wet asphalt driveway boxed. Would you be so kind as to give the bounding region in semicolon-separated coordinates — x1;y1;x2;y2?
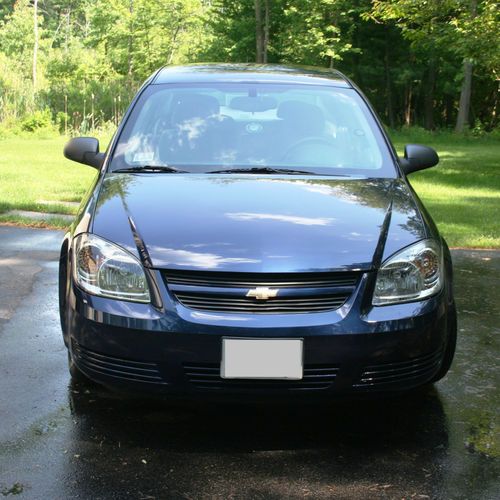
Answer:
0;225;498;499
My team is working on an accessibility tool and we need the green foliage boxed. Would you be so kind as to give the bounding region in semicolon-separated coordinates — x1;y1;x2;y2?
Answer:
43;44;125;131
20;109;53;132
84;0;207;81
0;0;40;62
0;0;498;131
202;0;257;62
0;0;41;119
0;52;34;121
276;0;360;66
369;0;499;80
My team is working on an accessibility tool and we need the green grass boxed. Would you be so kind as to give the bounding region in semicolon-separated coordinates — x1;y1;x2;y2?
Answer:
391;130;500;248
0;136;104;229
0;132;499;247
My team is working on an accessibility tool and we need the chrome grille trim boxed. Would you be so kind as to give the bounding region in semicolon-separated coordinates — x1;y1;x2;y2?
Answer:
72;342;166;384
184;363;339;391
354;350;443;388
163;270;359;288
163;270;360;314
174;292;348;313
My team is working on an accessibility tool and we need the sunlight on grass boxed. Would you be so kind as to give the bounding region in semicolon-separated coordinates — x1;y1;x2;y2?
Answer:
0;136;105;216
393;134;500;248
0;213;71;230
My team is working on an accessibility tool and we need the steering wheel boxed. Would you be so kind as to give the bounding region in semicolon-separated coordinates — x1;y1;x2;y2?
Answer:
281;136;340;163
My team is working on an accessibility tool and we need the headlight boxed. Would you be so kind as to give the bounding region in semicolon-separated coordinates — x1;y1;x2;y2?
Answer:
73;233;150;303
373;239;443;306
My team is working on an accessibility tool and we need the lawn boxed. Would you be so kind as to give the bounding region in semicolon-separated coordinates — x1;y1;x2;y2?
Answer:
0;136;103;226
392;130;499;248
0;132;498;248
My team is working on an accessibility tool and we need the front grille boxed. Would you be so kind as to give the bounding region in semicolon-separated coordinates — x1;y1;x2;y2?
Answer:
72;342;165;384
354;350;443;389
163;270;360;314
174;292;349;313
165;270;359;288
184;363;339;391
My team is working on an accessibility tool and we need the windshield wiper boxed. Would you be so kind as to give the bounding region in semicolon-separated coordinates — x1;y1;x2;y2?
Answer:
207;167;319;175
112;165;188;174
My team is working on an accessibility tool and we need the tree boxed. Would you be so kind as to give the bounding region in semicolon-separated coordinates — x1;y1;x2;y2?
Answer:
202;0;258;62
369;0;499;131
0;0;498;131
453;0;499;131
254;0;270;63
276;0;359;67
85;0;206;82
33;0;39;93
0;0;47;116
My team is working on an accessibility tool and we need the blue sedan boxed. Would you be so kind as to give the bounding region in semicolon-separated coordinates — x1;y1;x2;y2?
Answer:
59;64;457;396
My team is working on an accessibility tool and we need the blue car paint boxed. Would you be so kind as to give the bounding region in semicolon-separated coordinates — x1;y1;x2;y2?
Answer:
91;175;427;272
59;64;456;396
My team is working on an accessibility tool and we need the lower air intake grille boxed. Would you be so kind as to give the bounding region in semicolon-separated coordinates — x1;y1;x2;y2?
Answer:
72;342;165;384
354;350;443;389
163;270;360;314
184;363;339;391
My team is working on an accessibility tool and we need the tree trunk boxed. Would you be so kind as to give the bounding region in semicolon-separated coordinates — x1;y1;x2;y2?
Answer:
384;34;395;128
404;84;412;127
424;60;436;130
65;8;71;54
255;0;263;63
445;94;454;127
128;0;134;89
455;60;473;133
33;0;38;95
455;0;477;133
489;81;499;129
263;0;270;63
167;25;181;65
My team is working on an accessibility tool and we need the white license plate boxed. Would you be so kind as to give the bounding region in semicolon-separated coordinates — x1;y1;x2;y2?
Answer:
221;338;303;380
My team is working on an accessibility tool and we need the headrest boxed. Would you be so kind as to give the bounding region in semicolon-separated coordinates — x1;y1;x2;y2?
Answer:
171;94;220;124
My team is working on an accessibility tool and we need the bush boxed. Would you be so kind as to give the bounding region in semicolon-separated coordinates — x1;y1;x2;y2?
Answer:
55;111;69;134
20;109;54;132
0;120;16;139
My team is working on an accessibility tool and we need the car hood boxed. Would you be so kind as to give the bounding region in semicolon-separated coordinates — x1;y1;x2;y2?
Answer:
91;174;427;272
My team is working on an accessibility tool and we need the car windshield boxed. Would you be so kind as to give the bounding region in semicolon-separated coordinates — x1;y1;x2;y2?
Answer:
109;83;396;177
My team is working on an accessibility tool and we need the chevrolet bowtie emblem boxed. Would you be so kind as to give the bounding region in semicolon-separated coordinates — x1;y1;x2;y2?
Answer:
246;287;279;301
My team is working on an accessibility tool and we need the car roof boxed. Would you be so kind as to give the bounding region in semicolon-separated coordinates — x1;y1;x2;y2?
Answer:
152;63;352;88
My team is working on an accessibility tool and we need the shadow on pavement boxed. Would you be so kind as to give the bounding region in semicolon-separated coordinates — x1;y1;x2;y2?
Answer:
65;384;451;498
68;384;448;453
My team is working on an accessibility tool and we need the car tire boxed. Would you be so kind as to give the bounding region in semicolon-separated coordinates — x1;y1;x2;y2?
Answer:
431;312;457;383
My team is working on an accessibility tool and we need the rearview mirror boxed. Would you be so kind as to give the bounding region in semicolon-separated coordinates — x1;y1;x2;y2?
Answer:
63;137;105;169
400;144;439;174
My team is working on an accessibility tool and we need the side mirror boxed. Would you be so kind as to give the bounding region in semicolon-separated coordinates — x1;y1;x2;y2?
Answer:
400;144;439;175
63;137;105;169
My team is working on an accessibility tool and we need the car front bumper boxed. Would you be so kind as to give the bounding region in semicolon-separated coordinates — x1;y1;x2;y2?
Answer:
66;271;454;397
